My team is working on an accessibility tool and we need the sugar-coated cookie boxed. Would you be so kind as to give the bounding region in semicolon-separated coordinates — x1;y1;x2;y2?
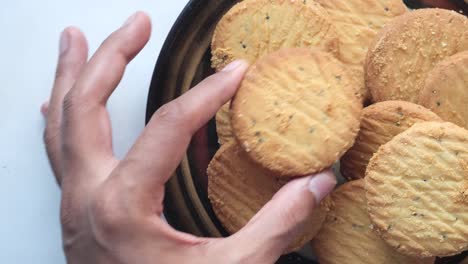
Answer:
366;9;468;103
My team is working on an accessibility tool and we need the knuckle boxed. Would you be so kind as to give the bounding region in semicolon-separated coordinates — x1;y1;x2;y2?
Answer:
279;200;309;227
62;92;77;115
43;127;63;181
90;191;119;227
153;101;186;124
99;32;117;50
60;193;81;238
55;58;80;82
55;51;85;81
62;91;87;116
55;63;70;80
43;126;59;147
99;31;133;63
89;185;128;239
204;72;226;85
154;100;189;125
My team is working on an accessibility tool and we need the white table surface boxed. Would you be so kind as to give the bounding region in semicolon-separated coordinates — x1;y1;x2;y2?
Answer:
0;1;189;262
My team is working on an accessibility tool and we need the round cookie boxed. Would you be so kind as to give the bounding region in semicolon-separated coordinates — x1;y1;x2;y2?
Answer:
231;48;362;177
419;51;468;129
207;141;330;252
365;122;468;257
340;101;442;180
314;0;407;101
311;180;435;264
210;0;339;71
366;8;468;103
216;102;233;145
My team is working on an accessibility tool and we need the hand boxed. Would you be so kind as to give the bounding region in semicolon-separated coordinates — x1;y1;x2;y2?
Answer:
42;12;336;264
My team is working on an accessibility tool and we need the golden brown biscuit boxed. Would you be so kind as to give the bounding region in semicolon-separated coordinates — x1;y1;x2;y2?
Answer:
347;65;367;103
311;180;435;264
314;0;407;101
231;48;362;177
207;141;329;252
210;0;339;71
212;0;341;140
340;101;441;180
365;122;468;257
366;8;468;103
216;102;233;145
419;51;468;129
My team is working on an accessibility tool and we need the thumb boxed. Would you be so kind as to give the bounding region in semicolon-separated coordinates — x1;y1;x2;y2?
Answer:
229;170;336;263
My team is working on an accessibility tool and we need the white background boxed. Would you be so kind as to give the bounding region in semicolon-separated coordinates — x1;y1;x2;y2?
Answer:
0;1;188;262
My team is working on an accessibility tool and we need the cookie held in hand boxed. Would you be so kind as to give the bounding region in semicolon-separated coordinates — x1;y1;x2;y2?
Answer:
231;48;361;177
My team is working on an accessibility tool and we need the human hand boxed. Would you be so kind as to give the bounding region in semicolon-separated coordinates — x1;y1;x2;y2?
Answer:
42;12;336;264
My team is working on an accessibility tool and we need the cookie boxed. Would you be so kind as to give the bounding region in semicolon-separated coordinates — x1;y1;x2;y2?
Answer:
314;0;407;101
347;65;367;103
216;102;233;145
311;180;435;264
366;8;468;103
231;48;361;177
210;0;339;71
419;51;468;129
365;122;468;257
340;101;441;180
207;141;329;252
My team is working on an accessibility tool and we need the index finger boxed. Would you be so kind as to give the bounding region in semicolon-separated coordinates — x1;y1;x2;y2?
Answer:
114;60;248;211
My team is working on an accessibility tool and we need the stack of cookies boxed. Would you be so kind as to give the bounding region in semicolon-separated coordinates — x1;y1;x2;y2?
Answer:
206;0;468;263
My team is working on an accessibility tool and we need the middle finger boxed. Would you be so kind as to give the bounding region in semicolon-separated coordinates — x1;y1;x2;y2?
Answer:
60;12;151;170
44;27;88;183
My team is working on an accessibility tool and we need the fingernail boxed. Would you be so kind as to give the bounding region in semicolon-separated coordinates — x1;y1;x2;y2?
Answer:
308;170;337;202
59;30;70;55
123;12;138;27
221;60;246;72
